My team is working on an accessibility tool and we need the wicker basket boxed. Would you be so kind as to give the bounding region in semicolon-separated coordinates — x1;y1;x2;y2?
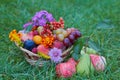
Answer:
15;43;73;67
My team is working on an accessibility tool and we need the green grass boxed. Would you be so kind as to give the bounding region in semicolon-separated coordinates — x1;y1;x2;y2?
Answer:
0;0;120;80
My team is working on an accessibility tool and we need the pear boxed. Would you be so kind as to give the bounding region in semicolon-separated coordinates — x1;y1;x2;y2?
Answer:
86;47;97;54
81;46;97;55
77;54;94;76
80;50;86;55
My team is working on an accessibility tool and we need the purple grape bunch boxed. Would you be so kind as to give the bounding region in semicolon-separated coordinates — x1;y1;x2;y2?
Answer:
63;30;82;47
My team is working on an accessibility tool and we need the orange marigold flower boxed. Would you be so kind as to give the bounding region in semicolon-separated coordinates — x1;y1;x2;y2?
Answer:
9;29;21;44
41;36;54;48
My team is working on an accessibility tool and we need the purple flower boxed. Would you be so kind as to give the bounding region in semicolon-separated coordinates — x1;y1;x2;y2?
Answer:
32;15;37;21
23;22;32;29
46;13;55;22
38;18;47;26
32;10;55;26
49;47;62;63
18;29;26;33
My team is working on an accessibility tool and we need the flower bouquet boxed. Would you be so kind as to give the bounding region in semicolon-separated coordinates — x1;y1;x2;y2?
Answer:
9;10;106;78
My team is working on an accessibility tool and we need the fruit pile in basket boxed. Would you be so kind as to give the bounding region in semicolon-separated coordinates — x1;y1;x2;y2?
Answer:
9;10;107;78
9;10;82;63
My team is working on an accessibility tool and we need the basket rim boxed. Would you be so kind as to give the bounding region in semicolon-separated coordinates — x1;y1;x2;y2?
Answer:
15;42;73;58
15;42;40;57
15;42;73;66
19;47;40;57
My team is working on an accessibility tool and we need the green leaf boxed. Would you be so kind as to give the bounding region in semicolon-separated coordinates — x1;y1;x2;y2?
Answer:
88;39;101;52
72;38;84;61
72;52;80;61
25;25;33;32
96;19;115;29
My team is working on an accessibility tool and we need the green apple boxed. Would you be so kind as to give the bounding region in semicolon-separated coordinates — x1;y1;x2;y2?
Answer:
77;54;94;76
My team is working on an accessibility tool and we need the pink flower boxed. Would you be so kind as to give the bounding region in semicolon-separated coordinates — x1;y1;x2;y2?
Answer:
90;54;106;71
21;31;34;41
27;31;34;40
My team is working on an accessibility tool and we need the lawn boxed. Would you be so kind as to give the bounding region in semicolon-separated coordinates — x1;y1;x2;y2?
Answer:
0;0;120;80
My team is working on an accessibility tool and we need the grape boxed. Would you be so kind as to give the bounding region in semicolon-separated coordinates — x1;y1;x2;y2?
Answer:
68;34;75;42
66;28;72;35
62;30;68;37
71;31;76;36
63;38;71;47
56;29;62;34
57;34;64;41
37;27;43;32
75;30;82;38
71;28;76;32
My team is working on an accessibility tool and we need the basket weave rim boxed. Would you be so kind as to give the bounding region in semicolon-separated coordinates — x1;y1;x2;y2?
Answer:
15;42;73;66
15;42;73;57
